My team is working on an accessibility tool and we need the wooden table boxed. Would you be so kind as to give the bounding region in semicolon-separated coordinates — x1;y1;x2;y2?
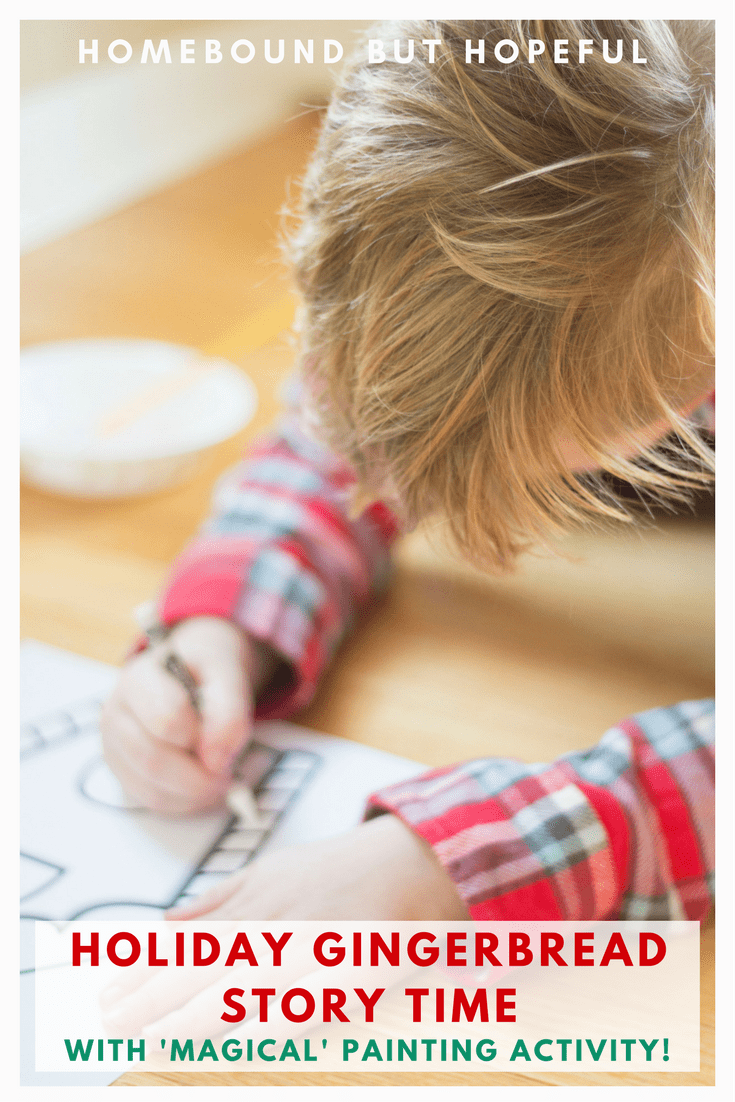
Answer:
21;112;715;1088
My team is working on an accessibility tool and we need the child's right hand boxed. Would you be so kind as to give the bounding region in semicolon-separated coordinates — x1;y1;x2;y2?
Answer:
100;616;272;815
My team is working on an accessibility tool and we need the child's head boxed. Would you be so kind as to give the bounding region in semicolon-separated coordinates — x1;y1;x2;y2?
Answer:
289;20;715;568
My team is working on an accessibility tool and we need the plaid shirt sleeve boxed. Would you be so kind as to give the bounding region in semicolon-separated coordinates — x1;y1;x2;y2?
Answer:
366;699;714;922
155;412;400;717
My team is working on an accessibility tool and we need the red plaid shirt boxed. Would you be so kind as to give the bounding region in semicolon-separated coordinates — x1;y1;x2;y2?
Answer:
156;394;715;921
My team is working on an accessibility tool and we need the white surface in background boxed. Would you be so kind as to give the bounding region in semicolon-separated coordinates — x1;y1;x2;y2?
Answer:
20;21;365;253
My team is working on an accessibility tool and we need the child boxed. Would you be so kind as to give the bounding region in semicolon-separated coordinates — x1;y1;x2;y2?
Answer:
100;19;715;924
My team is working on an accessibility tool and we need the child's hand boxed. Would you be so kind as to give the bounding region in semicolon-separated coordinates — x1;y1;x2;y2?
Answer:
101;817;468;1041
100;616;274;815
166;813;470;921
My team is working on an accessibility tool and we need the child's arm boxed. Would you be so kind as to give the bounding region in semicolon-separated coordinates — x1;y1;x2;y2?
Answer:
101;408;399;810
169;698;714;922
102;391;712;815
153;408;399;717
367;697;714;922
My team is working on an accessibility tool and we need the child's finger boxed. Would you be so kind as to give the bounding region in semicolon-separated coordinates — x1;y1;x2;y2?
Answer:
119;652;200;750
193;657;252;778
102;703;229;813
103;959;228;1036
160;618;254;777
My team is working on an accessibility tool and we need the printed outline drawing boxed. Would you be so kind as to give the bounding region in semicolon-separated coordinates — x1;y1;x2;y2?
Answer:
76;755;147;811
20;853;66;903
21;695;321;924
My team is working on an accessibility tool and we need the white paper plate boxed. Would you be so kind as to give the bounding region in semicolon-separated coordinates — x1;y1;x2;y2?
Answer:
20;338;258;497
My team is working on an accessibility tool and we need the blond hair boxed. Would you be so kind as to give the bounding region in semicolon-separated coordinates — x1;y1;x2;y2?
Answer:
288;19;715;568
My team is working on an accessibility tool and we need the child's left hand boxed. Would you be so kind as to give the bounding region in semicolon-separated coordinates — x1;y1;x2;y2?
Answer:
167;813;469;921
101;815;468;1040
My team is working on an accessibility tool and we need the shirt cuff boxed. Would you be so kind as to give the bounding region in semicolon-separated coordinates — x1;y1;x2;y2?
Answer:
364;759;619;922
154;537;343;718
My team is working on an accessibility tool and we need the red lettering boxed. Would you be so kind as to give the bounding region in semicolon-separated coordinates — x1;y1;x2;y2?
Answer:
509;932;532;966
72;932;99;967
639;932;666;966
224;933;257;967
540;932;567;966
475;932;501;967
221;987;246;1023
262;931;292;966
252;988;276;1021
107;932;140;967
574;932;595;965
451;988;489;1023
193;932;219;966
354;988;385;1022
282;987;315;1023
600;932;633;967
407;932;439;966
496;987;516;1022
313;932;345;966
447;932;467;967
405;987;429;1022
323;988;349;1022
370;932;400;966
147;932;168;966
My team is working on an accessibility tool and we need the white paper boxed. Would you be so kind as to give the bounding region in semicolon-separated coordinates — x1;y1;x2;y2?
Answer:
20;640;426;1084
